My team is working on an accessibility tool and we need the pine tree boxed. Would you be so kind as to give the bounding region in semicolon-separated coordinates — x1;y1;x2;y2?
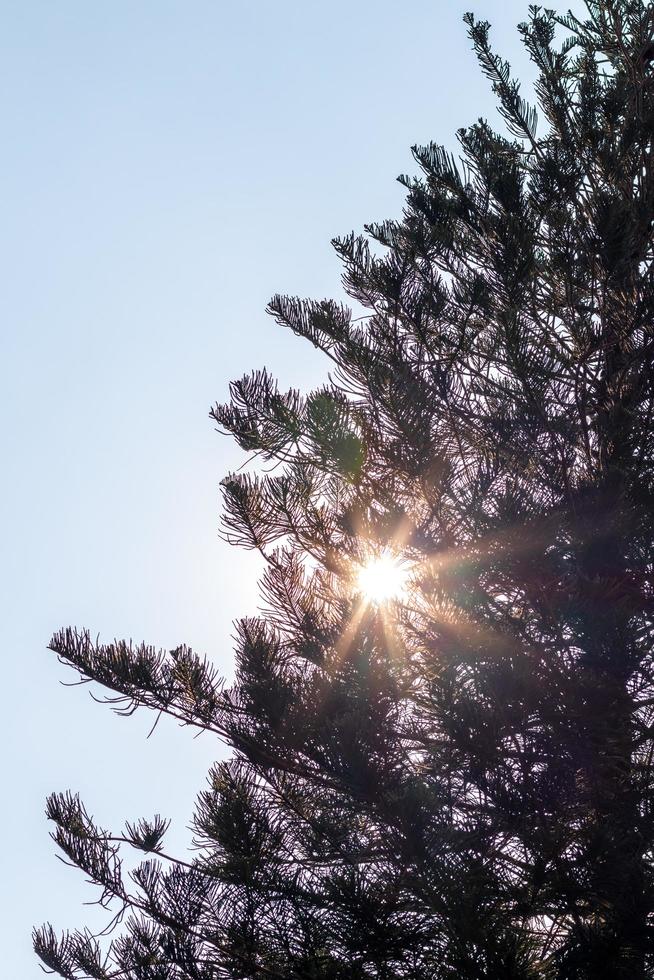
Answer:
35;3;654;977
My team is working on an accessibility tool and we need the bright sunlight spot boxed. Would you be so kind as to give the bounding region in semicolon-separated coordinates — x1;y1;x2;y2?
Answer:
356;552;408;605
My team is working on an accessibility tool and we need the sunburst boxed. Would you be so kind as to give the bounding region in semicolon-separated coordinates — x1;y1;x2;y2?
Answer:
355;551;408;605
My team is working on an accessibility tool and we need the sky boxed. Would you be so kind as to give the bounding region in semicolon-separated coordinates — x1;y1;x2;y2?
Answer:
1;1;563;973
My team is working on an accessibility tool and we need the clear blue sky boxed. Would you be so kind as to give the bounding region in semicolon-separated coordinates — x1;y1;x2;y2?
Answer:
2;1;559;972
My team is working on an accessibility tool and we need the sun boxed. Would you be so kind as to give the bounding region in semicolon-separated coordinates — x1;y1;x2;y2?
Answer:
356;552;408;605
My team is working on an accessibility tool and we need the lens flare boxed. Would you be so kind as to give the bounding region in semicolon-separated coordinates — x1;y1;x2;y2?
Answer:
356;552;408;604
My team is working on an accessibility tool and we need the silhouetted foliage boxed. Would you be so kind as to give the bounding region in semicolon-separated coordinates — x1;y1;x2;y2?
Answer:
36;3;654;976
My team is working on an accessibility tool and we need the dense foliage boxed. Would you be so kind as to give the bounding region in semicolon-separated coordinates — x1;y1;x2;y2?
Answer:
36;3;654;977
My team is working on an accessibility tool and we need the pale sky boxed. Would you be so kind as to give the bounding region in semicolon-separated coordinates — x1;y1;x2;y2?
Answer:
2;1;554;973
